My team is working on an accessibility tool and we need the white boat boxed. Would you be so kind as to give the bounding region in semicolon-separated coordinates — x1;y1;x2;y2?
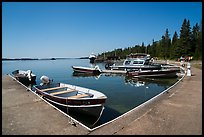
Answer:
33;76;107;118
106;53;162;71
72;65;102;74
12;70;36;84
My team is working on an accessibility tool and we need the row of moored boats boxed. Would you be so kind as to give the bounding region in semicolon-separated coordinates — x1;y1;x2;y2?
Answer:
72;53;181;78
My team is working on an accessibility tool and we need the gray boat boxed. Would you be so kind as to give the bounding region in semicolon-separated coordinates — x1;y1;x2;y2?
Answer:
106;53;162;71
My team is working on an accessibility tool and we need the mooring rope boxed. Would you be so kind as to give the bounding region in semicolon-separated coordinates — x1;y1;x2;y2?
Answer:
91;106;104;127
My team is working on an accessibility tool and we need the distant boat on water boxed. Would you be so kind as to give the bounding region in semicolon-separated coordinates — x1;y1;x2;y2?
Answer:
89;53;97;63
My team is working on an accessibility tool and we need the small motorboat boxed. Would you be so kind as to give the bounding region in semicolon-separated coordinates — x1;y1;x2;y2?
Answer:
12;70;36;84
127;68;180;78
72;65;102;74
33;76;107;118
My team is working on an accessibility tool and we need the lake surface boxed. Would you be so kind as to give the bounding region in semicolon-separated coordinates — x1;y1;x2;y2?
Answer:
2;59;181;129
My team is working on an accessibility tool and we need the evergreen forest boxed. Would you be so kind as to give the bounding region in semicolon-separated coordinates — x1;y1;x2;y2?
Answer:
98;18;202;60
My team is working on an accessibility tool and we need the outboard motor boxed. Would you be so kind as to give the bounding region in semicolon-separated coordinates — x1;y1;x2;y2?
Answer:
40;75;51;85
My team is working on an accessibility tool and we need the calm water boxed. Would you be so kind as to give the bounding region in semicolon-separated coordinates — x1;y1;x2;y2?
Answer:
2;59;180;129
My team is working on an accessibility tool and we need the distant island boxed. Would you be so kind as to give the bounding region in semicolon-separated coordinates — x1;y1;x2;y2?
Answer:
2;57;89;61
79;57;89;59
2;58;39;61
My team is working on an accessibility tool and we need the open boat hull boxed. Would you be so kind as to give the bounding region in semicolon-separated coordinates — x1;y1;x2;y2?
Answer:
44;97;104;117
33;82;107;118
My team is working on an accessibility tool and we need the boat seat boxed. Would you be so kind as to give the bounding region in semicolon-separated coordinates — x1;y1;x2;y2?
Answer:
41;86;67;92
68;94;89;99
50;89;77;96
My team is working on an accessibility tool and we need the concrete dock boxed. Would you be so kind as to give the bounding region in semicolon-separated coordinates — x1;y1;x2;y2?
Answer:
2;65;202;135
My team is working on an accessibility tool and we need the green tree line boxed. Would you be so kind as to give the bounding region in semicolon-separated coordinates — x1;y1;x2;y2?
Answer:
98;18;202;60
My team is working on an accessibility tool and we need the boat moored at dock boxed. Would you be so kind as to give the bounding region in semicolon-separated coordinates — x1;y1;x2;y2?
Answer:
106;53;162;71
127;68;180;78
12;69;36;84
33;76;107;118
72;65;102;74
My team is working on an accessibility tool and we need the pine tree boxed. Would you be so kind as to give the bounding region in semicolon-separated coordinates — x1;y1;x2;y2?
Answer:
148;39;156;57
179;19;192;57
164;29;171;59
155;40;163;58
194;20;202;59
186;20;192;56
179;19;187;57
141;42;146;53
191;23;200;58
171;31;179;59
161;35;166;59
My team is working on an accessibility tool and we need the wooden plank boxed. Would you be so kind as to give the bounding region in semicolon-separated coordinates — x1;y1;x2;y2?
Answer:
68;94;89;99
41;86;66;92
50;89;77;96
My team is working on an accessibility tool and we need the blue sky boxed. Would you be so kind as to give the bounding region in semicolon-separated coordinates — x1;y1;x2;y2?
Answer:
2;2;202;58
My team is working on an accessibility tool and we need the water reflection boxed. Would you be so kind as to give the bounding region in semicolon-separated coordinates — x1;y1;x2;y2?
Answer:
124;77;145;87
72;72;101;80
124;76;179;88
